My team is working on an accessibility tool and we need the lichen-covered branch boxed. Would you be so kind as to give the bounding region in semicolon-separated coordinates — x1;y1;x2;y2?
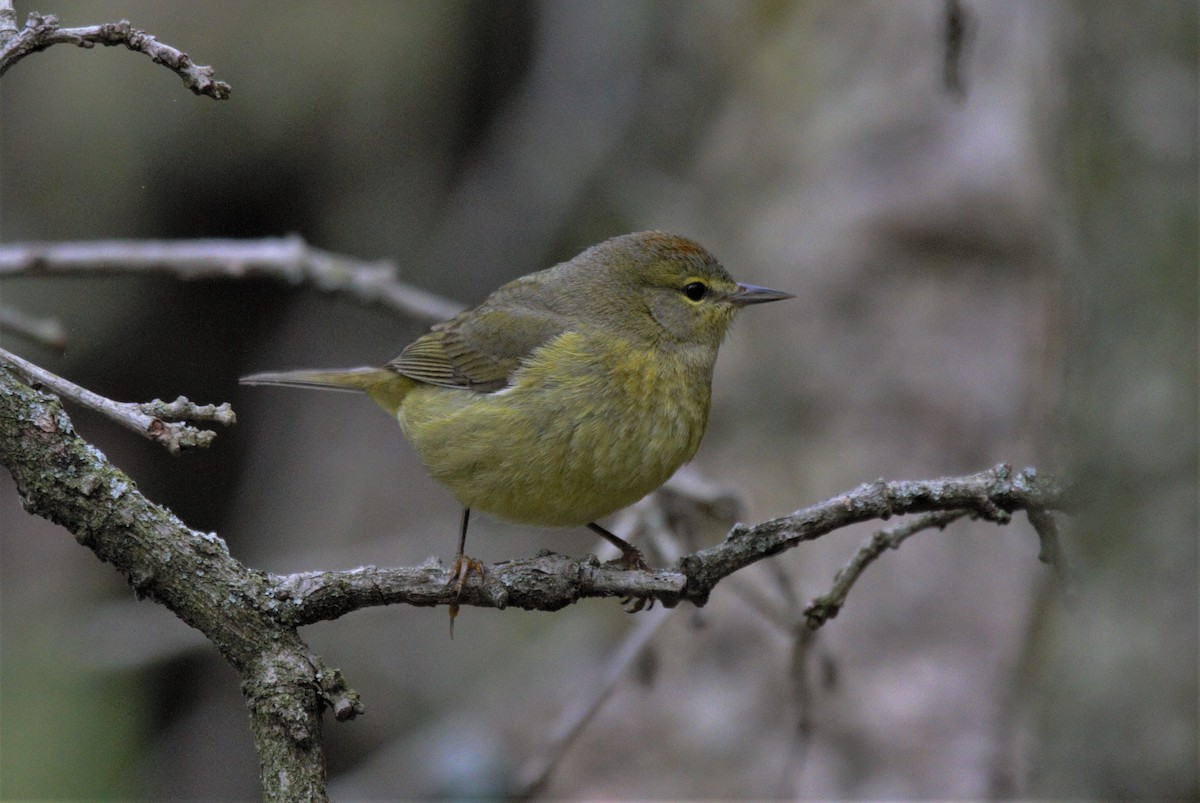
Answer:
0;12;231;98
0;367;351;802
0;346;233;454
0;236;464;324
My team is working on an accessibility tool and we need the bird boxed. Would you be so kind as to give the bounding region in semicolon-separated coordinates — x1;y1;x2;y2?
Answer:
242;231;792;619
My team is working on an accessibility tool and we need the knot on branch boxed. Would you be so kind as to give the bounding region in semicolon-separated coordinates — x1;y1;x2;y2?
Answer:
312;662;365;722
140;396;236;426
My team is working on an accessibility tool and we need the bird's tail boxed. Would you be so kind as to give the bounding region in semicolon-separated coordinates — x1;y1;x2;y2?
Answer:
240;367;413;416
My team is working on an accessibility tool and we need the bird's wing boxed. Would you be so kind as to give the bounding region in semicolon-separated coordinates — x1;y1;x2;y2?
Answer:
387;303;569;392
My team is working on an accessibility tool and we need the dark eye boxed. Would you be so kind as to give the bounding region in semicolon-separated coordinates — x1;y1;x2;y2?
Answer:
683;281;708;301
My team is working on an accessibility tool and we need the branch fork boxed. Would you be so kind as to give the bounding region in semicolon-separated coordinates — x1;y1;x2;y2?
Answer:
0;347;234;453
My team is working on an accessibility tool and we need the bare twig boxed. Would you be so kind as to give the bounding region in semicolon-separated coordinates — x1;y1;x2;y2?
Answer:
803;510;972;628
677;466;1067;607
0;236;464;324
1025;505;1065;573
266;465;1069;625
726;573;800;634
0;12;231;98
0;305;67;351
512;606;676;798
942;0;975;100
0;346;233;453
1025;504;1073;603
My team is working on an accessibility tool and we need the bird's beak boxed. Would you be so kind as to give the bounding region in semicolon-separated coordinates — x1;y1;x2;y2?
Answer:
730;282;794;306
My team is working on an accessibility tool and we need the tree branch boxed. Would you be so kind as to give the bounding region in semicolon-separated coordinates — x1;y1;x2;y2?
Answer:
0;366;354;801
0;346;233;454
268;465;1069;625
803;509;972;628
0;12;231;98
512;606;676;798
0;304;67;351
0;357;1070;799
0;236;464;324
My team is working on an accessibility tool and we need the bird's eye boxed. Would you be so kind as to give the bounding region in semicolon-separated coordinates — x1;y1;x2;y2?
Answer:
682;281;708;302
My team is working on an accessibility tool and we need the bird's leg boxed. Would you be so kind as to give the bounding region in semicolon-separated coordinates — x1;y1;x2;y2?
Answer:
587;521;649;569
587;521;655;612
448;507;485;636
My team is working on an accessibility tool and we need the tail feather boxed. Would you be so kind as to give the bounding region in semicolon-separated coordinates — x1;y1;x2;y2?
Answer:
240;367;385;392
240;367;412;415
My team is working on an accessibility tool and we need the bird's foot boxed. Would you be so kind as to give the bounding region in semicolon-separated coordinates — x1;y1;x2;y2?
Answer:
608;543;657;613
620;594;656;613
447;552;486;637
586;522;657;613
609;542;650;572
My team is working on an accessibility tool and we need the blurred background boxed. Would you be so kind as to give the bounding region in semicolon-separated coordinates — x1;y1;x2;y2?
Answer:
1;0;1195;798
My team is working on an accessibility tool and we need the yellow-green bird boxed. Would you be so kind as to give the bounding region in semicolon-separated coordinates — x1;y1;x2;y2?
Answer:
242;231;791;600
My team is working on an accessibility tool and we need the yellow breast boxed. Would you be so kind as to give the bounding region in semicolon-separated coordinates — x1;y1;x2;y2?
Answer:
396;330;714;526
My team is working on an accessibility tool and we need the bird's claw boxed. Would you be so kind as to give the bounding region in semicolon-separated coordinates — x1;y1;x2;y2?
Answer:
447;553;486;637
606;544;650;572
607;545;656;612
620;594;656;613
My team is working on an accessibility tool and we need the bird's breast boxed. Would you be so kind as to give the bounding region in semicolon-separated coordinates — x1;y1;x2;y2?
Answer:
397;330;716;526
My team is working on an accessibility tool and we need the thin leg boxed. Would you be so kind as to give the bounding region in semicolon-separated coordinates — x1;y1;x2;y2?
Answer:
458;507;470;557
448;507;485;637
587;521;655;612
587;522;649;569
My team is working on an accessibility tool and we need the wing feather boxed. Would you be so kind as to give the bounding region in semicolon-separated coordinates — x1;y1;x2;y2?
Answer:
388;286;570;391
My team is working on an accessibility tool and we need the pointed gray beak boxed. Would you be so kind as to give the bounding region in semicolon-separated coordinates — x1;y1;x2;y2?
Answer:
730;282;794;306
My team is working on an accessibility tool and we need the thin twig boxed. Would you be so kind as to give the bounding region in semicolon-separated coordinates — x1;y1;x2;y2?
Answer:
726;573;799;634
0;236;464;324
0;1;18;46
0;305;67;351
1025;504;1073;601
0;346;233;454
0;13;231;98
803;509;971;629
942;0;975;100
677;465;1066;608
511;606;676;798
1025;506;1065;573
